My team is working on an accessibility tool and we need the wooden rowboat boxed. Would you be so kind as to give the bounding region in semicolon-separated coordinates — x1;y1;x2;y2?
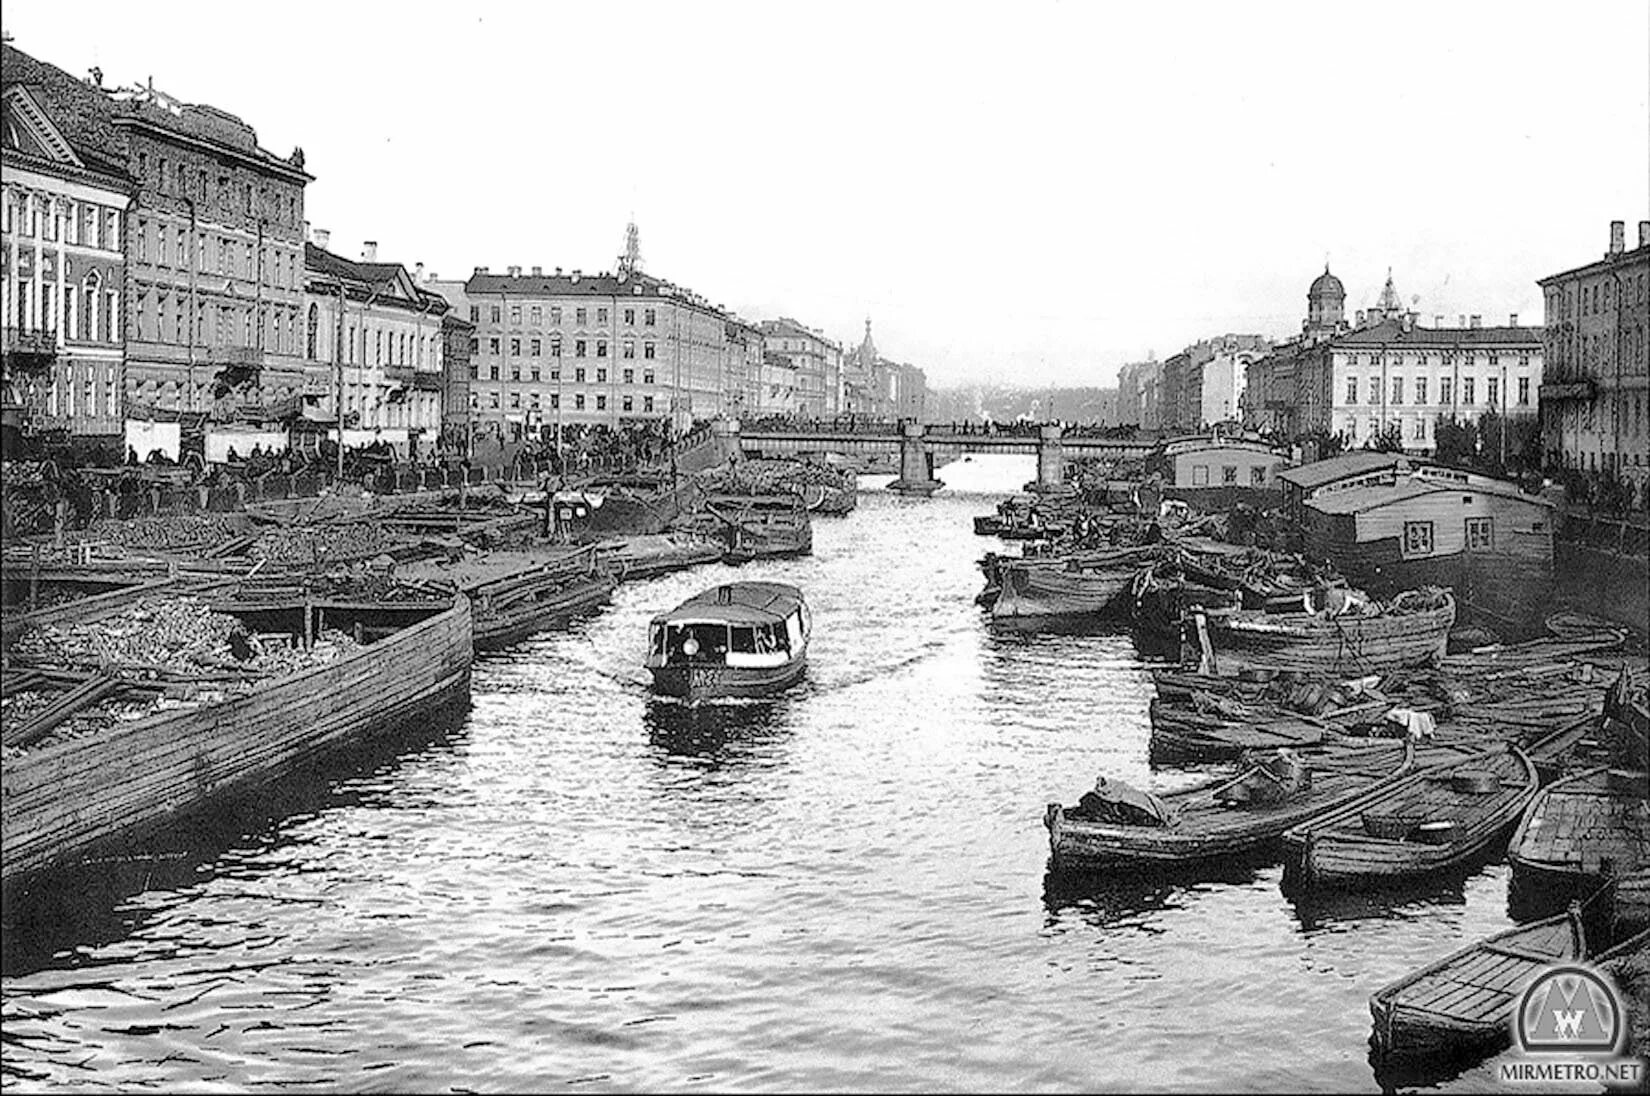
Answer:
1194;589;1455;679
1045;740;1413;873
1368;903;1586;1059
2;597;473;884
992;547;1158;621
1508;765;1650;891
1282;743;1540;889
1147;697;1335;765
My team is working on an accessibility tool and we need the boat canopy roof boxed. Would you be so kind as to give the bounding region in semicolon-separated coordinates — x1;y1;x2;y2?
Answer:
652;581;807;626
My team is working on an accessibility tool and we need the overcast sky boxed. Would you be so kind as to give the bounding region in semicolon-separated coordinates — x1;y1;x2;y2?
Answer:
7;1;1648;389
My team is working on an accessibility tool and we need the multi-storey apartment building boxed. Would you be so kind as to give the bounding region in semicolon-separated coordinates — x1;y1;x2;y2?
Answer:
112;84;311;418
757;317;841;417
440;310;475;451
1244;267;1542;452
458;265;736;439
1;78;129;439
1116;359;1162;429
302;237;448;447
1537;219;1650;482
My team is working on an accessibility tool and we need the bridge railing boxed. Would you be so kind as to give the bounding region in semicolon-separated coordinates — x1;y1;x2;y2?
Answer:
741;416;903;436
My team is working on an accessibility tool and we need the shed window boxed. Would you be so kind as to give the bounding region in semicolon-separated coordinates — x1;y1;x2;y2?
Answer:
1465;517;1494;551
1402;520;1435;559
1192;464;1210;486
1222;465;1238;485
1250;467;1266;486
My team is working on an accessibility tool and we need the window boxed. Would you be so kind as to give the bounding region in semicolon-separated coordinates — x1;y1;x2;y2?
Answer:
470;305;480;323
576;307;587;325
1367;379;1379;404
491;306;501;323
1518;377;1530;406
511;364;521;381
1391;377;1403;404
1250;466;1266;486
575;340;587;358
1222;465;1238;485
596;395;607;411
1411;417;1426;440
1191;464;1210;486
307;303;319;359
510;338;521;356
551;306;562;325
575;368;586;383
1345;378;1357;404
597;308;608;324
593;368;605;383
643;343;656;361
1402;520;1435;559
530;306;542;325
510;306;521;324
531;338;541;355
623;395;634;412
575;394;586;410
490;392;500;408
510;392;521;409
644;396;654;413
624;308;635;325
623;369;634;384
624;341;636;359
1487;377;1499;407
551;339;562;357
530;392;541;407
1466;516;1494;551
1463;377;1475;405
489;337;501;355
596;341;608;358
644;308;656;326
1439;376;1452;404
550;394;560;409
643;370;655;385
1415;377;1427;404
531;366;541;381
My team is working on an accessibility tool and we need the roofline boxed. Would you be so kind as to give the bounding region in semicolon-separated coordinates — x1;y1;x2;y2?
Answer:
1536;244;1650;286
111;112;314;183
1306;478;1553;515
1;145;133;197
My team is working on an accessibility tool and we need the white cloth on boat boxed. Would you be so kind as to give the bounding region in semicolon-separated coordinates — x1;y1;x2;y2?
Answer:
1383;706;1435;741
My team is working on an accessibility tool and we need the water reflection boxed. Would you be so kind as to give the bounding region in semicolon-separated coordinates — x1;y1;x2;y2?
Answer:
0;699;471;981
1041;853;1273;927
1286;871;1472;935
642;697;790;763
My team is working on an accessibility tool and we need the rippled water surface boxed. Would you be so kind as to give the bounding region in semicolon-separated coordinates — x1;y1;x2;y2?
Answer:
3;456;1543;1092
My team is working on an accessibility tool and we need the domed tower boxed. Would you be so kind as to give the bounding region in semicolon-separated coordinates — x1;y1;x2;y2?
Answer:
1304;265;1346;342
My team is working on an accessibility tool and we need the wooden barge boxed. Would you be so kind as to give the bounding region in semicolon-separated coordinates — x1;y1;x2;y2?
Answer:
1507;765;1650;891
2;595;473;884
1193;589;1455;679
991;546;1159;621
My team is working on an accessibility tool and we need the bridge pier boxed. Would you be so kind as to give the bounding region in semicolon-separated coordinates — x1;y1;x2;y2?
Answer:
1036;424;1065;489
889;420;943;497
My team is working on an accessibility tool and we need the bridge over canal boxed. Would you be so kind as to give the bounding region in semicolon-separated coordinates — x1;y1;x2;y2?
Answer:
716;419;1158;495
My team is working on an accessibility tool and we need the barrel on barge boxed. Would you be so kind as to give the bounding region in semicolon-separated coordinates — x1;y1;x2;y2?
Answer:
1;596;473;884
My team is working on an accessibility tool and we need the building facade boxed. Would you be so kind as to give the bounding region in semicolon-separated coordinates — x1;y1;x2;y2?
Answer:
1537;219;1650;483
439;310;474;451
112;84;311;420
302;238;448;445
459;266;735;439
757;317;840;417
1245;268;1543;453
1116;358;1162;428
1;81;129;438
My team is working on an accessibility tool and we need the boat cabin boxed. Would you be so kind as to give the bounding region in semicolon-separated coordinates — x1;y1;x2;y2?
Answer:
648;582;810;671
1302;471;1553;627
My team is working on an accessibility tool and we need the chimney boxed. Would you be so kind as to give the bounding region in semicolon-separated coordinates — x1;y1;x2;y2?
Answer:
554;266;563;276
531;265;542;276
1640;221;1650;249
1469;314;1482;329
1433;314;1443;328
414;262;424;282
303;219;312;243
1508;313;1518;327
1609;220;1626;256
1458;314;1467;328
570;270;582;284
507;264;522;277
314;228;331;250
1355;309;1365;327
473;266;488;276
362;240;378;262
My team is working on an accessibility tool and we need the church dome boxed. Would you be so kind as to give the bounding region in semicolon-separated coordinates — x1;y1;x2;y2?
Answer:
1309;267;1345;300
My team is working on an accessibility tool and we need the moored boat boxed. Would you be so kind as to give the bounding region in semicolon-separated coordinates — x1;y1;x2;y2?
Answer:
2;594;473;884
1193;587;1455;679
700;494;813;561
992;546;1159;621
1282;743;1540;889
647;582;811;701
1507;765;1650;891
1147;696;1338;766
1367;903;1587;1059
1044;739;1413;873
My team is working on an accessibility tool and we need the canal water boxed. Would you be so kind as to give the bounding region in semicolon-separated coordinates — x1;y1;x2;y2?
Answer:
1;456;1544;1092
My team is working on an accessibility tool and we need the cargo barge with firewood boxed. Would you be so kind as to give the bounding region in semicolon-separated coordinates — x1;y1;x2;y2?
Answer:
1;589;473;885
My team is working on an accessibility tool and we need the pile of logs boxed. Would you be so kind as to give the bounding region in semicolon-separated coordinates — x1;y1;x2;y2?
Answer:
86;514;244;552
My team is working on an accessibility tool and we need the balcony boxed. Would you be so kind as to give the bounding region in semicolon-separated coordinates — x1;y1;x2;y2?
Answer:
2;328;58;373
205;345;263;368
